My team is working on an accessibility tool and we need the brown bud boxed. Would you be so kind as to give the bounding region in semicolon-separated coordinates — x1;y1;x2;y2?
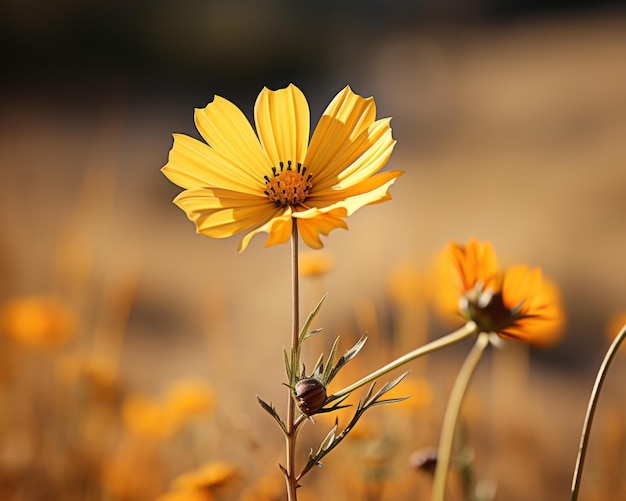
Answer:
294;377;327;416
410;447;438;475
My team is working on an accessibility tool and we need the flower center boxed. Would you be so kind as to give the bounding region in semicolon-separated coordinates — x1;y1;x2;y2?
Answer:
263;161;312;207
460;289;514;333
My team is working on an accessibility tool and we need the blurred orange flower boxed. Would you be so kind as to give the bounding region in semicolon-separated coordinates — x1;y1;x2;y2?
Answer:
0;294;76;349
172;461;239;491
299;250;334;277
162;84;402;251
436;239;564;345
122;380;216;440
164;380;216;422
122;394;177;440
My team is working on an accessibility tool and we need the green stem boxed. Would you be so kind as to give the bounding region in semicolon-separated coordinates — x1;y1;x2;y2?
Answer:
330;322;478;401
432;332;490;501
570;323;626;501
285;222;300;501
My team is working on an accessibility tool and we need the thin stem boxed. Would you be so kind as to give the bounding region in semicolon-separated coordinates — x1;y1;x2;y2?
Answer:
285;222;300;501
570;323;626;501
432;332;490;501
330;322;478;401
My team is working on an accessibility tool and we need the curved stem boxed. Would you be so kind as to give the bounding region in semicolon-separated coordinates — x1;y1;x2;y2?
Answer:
570;323;626;501
432;332;490;501
330;322;478;401
285;222;300;501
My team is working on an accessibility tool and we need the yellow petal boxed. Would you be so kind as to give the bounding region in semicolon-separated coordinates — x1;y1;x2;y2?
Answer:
194;95;272;179
311;118;396;192
296;212;348;249
307;86;376;167
446;239;499;294
309;170;402;216
162;134;263;193
254;84;309;168
174;188;280;239
238;208;293;252
306;87;390;189
501;266;564;346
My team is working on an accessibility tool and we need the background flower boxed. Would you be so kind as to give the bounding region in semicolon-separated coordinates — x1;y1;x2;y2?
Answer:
436;239;565;345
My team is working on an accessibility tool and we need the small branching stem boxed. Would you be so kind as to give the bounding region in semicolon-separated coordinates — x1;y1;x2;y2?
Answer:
285;223;300;501
432;332;490;501
330;322;478;401
570;323;626;501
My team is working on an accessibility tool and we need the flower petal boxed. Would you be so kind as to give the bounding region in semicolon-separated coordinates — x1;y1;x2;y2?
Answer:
306;86;376;171
311;118;396;192
238;208;293;251
162;134;263;193
173;188;280;239
194;95;272;179
306;86;396;190
448;239;499;294
254;84;309;168
296;212;348;249
500;265;564;345
309;170;403;216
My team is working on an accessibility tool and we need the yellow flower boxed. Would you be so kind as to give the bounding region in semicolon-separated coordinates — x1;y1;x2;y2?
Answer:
122;394;177;440
437;239;564;345
172;461;239;492
0;294;76;349
298;250;334;277
164;380;216;421
162;84;402;251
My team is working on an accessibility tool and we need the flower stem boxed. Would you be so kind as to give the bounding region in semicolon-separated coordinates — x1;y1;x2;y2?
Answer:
330;322;478;401
570;323;626;501
285;222;300;501
432;332;490;501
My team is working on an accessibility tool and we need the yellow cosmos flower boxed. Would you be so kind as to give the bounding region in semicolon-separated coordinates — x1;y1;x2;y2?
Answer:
162;84;402;252
437;238;564;345
0;294;76;349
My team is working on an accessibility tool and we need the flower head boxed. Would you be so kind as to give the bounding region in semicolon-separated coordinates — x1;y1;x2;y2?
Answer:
0;294;76;349
437;239;564;345
162;84;402;251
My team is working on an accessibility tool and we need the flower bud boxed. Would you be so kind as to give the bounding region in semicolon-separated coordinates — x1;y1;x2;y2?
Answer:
294;377;327;416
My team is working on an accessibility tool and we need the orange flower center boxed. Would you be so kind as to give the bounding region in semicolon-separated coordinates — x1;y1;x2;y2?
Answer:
263;161;312;207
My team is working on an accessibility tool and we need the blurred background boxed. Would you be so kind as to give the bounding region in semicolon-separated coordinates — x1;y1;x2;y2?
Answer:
1;1;626;500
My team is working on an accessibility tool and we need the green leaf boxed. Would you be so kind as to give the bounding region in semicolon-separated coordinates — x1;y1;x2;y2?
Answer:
283;347;292;382
257;396;287;435
321;336;341;384
298;294;327;346
327;335;367;384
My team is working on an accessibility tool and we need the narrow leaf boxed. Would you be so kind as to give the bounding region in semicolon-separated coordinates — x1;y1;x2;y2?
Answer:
327;335;368;384
257;396;287;435
321;336;341;384
298;294;327;346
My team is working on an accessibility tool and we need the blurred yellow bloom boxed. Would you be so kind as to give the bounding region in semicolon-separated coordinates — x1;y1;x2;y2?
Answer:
384;376;433;412
164;380;216;422
172;461;239;491
240;473;284;501
299;250;334;277
436;239;564;345
56;352;120;401
162;84;402;251
156;492;210;501
0;294;76;349
122;394;177;440
122;380;216;440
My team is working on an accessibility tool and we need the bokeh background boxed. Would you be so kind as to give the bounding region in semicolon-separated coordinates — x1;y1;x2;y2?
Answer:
1;1;626;500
